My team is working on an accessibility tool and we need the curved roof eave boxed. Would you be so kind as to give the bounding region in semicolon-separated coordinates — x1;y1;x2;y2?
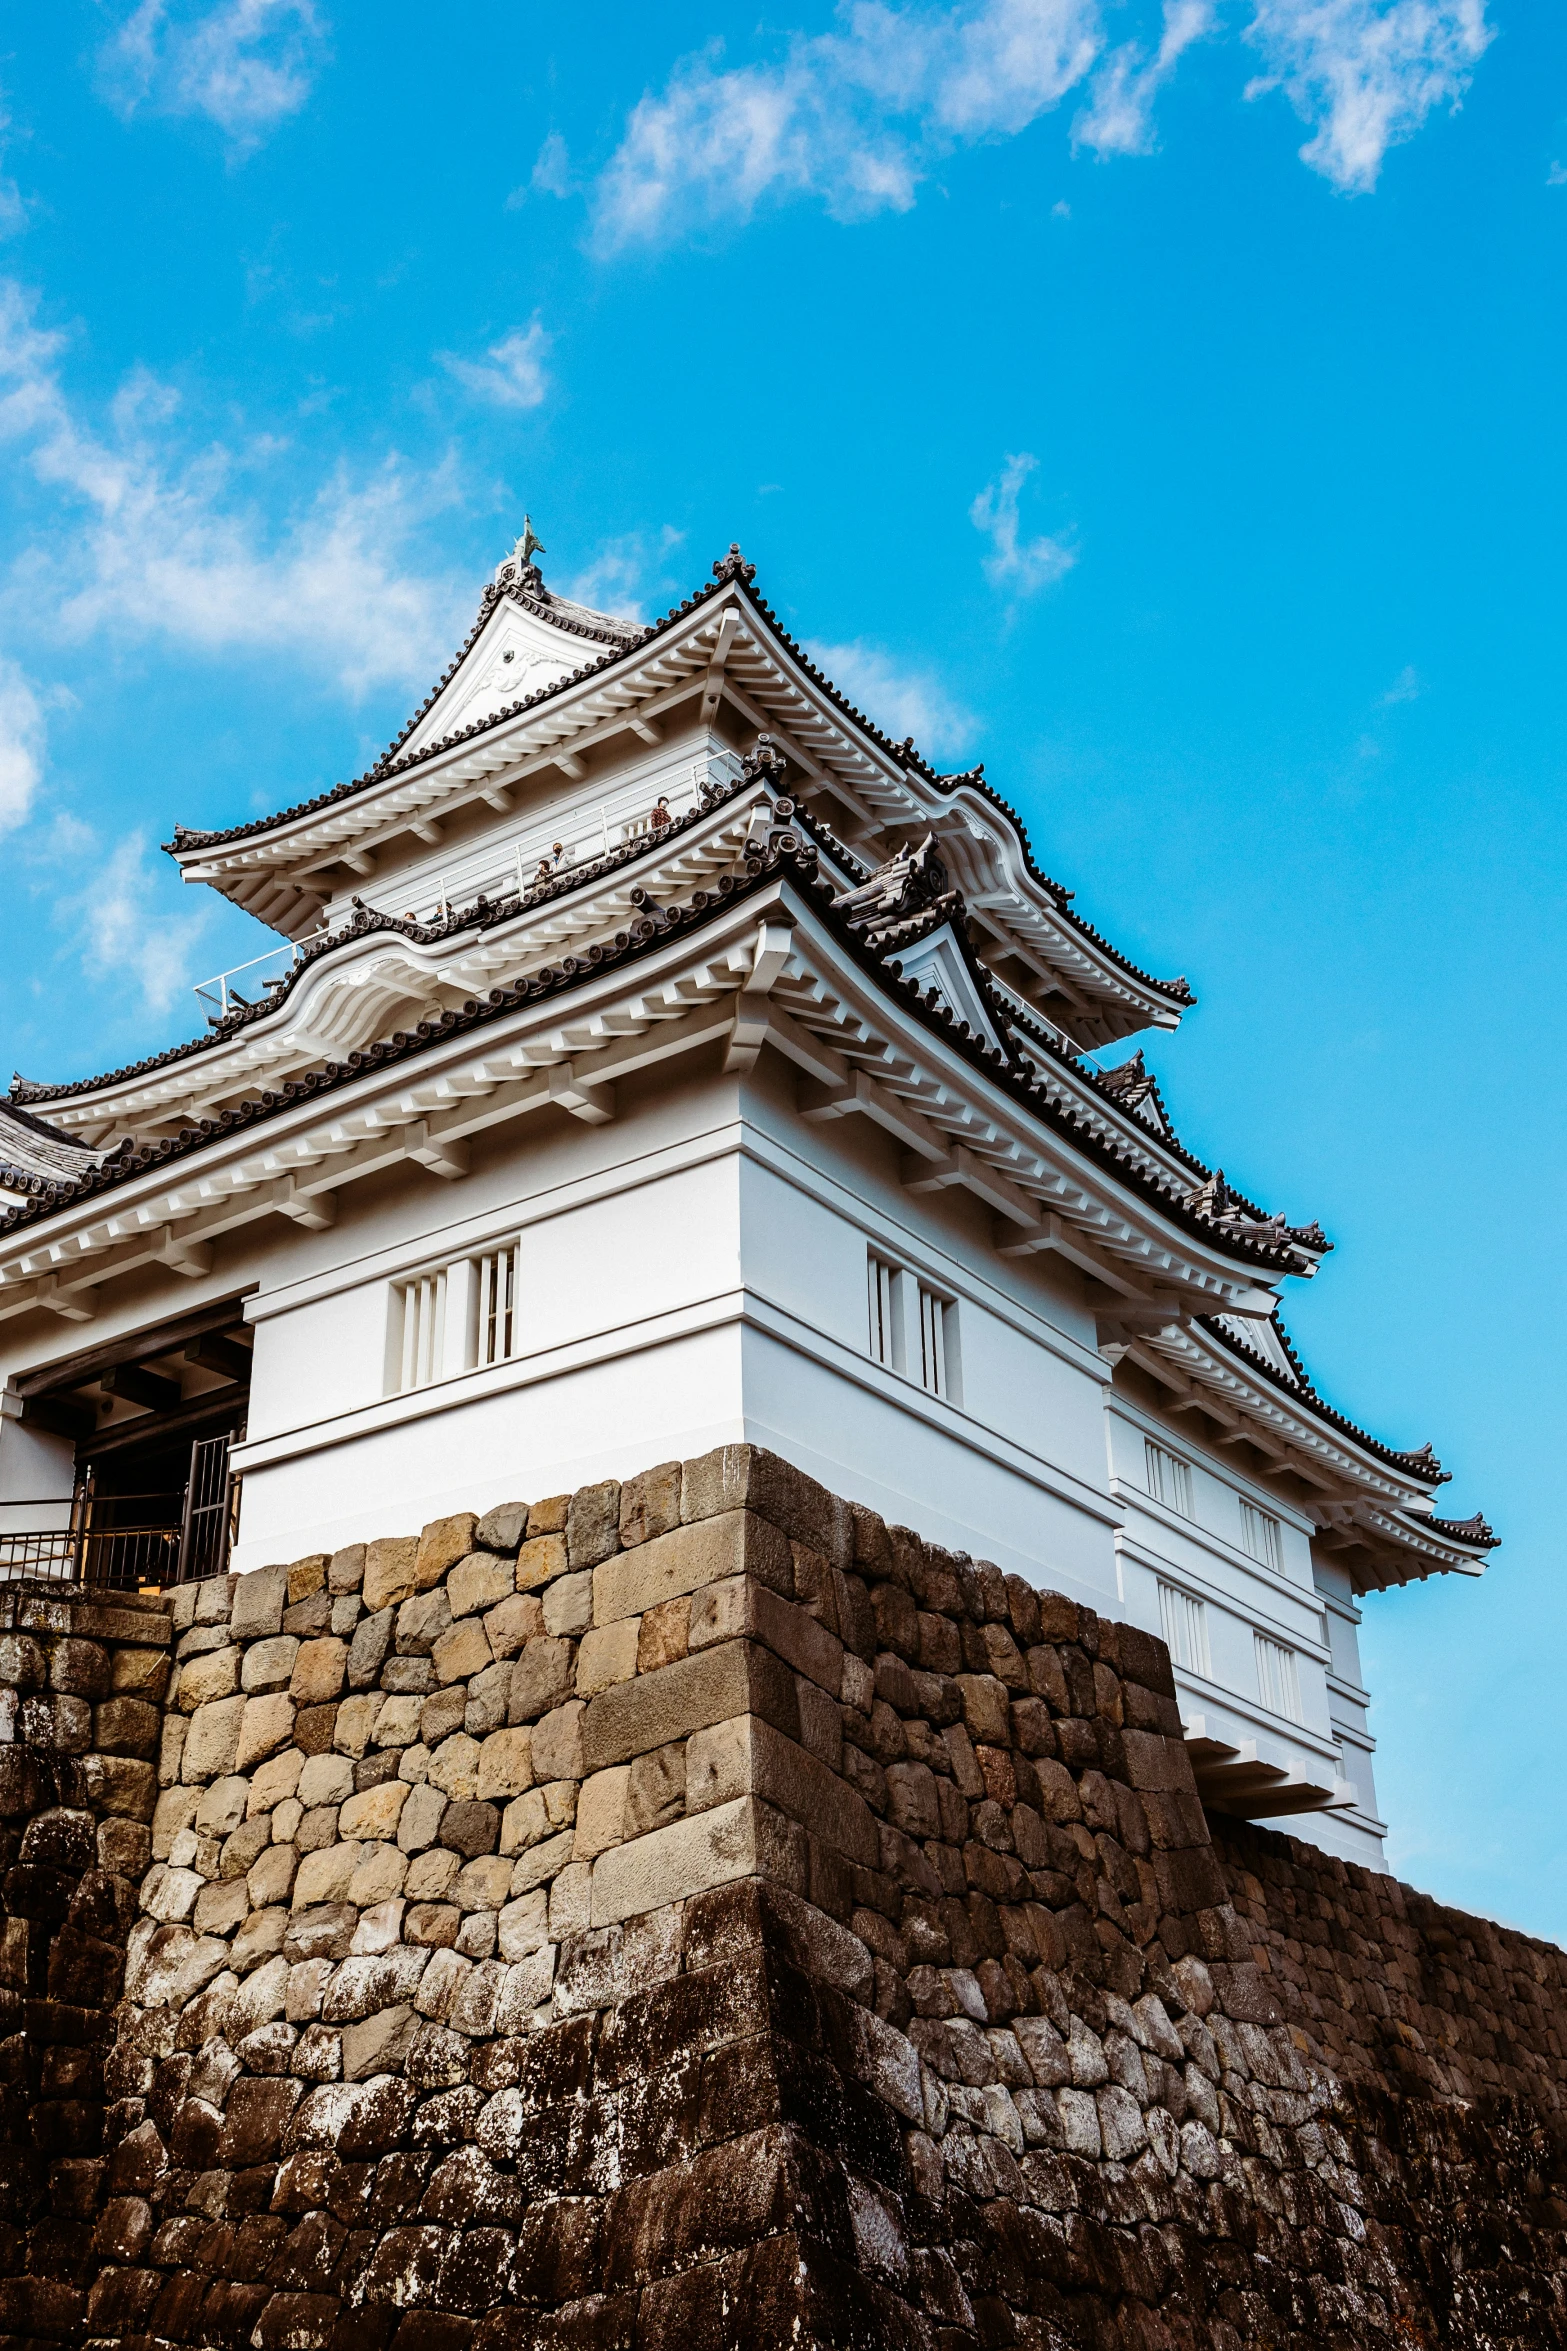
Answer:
1;842;1313;1296
162;550;1192;1023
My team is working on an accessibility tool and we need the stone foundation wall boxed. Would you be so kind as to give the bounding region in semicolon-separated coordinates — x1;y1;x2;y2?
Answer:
1;1448;1564;2349
0;1579;171;2341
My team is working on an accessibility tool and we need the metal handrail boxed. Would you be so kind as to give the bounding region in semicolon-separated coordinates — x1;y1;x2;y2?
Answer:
193;943;303;1022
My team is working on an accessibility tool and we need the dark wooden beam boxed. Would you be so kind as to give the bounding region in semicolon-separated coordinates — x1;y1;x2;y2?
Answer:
20;1392;97;1441
102;1362;183;1414
75;1383;246;1465
184;1332;253;1384
14;1294;255;1398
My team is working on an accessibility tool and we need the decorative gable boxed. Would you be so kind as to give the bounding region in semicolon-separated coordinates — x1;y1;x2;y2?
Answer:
887;920;1008;1055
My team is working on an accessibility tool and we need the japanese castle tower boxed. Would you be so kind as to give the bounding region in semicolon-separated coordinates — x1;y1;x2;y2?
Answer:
0;538;1495;1868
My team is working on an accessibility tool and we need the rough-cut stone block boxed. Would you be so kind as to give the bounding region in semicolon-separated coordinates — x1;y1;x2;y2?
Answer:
448;1551;514;1619
96;1694;161;1756
582;1639;800;1773
236;1692;297;1771
475;1502;527;1555
341;1780;410;1841
243;1634;301;1693
515;1532;568;1592
619;1460;682;1548
182;1694;246;1783
590;1795;800;1927
293;1842;363;1908
689;1573;844;1697
363;1537;420;1614
681;1443;851;1567
686;1712;878;1865
574;1766;631;1861
576;1619;640;1698
231;1564;287;1641
475;1727;533;1803
418;1512;479;1584
566;1480;621;1571
593;1510;791;1627
290;1637;348;1703
531;1701;584;1784
433;1617;492;1685
178;1645;241;1710
328;1543;366;1593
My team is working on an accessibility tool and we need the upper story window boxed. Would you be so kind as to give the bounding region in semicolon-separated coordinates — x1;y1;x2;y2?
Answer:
1158;1580;1211;1678
1239;1499;1283;1571
867;1250;958;1401
1255;1633;1303;1724
389;1241;520;1396
1145;1438;1194;1518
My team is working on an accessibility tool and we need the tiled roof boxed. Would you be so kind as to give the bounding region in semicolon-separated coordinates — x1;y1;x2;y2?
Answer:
0;1099;104;1196
1202;1309;1459;1487
14;770;753;1110
160;548;1193;1011
0;834;1308;1289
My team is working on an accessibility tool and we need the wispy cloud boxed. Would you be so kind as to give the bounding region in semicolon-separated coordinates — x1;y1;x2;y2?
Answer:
98;0;327;153
0;658;44;833
591;0;1101;251
564;527;685;622
1075;0;1215;154
806;638;975;761
531;132;573;198
970;453;1076;595
1379;662;1420;703
1244;0;1491;193
438;320;551;411
53;827;215;1016
592;0;1493;242
0;277;468;698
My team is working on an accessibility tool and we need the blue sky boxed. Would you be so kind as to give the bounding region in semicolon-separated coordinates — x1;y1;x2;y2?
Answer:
0;0;1562;1936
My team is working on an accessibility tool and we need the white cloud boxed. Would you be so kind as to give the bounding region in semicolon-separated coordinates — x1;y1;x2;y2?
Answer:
564;528;686;623
1379;662;1420;703
55;829;214;1017
970;453;1076;595
1244;0;1492;193
1075;0;1215;154
593;0;1494;239
0;658;44;833
591;0;1102;251
1548;160;1567;187
532;132;573;198
99;0;327;150
439;321;551;411
805;638;975;761
0;277;468;698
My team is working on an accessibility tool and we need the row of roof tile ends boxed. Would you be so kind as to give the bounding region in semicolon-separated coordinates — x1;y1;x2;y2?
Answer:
0;759;1498;1542
160;549;1195;1013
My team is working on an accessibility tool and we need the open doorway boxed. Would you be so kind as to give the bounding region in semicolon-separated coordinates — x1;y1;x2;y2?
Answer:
2;1298;252;1590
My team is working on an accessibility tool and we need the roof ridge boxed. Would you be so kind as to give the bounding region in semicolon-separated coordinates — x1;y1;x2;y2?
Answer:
1201;1310;1457;1486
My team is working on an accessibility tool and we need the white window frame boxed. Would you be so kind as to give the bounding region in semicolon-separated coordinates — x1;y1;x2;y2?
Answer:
1239;1499;1283;1572
388;1239;521;1396
866;1248;960;1403
1145;1439;1194;1519
1255;1633;1303;1724
1158;1580;1211;1678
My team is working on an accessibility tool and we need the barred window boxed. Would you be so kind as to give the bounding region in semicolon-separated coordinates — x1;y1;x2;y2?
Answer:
866;1251;957;1400
1240;1499;1283;1571
917;1284;948;1399
867;1254;897;1370
1145;1439;1194;1518
1255;1633;1303;1723
390;1240;521;1395
1158;1580;1211;1678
